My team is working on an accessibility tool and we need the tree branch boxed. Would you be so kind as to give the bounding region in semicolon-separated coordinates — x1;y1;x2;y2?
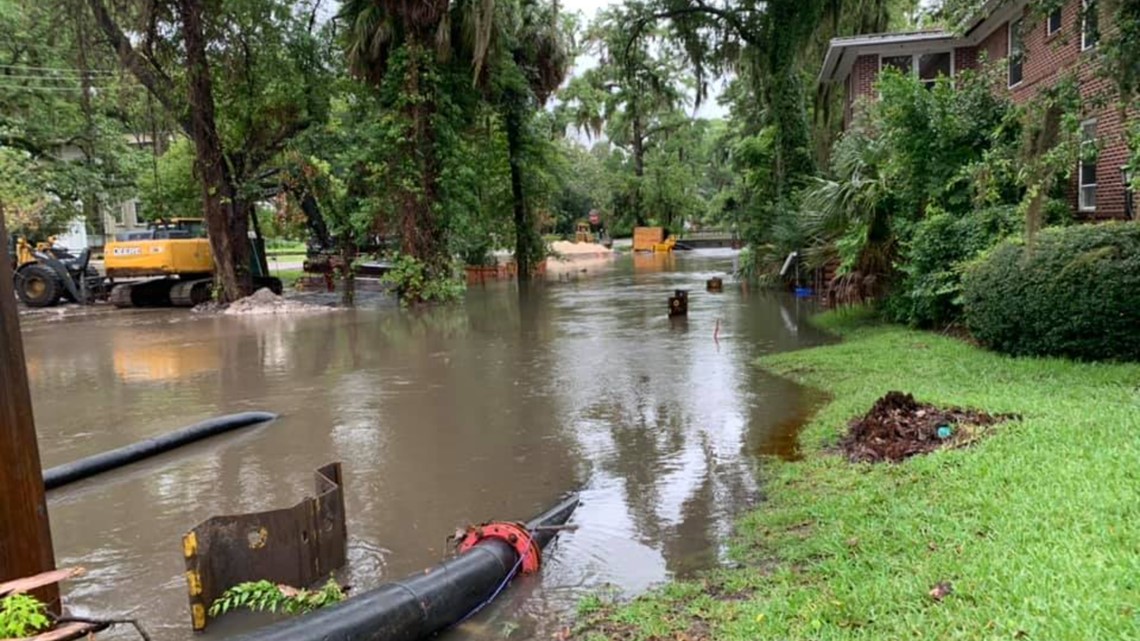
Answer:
84;0;189;134
625;0;763;63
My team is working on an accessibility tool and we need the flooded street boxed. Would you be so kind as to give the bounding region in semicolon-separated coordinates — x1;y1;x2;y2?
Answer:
21;250;830;640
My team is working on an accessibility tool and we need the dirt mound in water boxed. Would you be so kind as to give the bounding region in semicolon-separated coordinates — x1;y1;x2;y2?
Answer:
841;391;1010;463
219;288;331;316
550;240;613;257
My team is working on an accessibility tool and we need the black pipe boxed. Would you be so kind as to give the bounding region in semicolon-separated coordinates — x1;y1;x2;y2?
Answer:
43;411;277;490
229;494;581;641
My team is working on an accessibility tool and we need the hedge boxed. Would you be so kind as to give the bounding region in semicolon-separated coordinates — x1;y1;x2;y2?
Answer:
962;222;1140;361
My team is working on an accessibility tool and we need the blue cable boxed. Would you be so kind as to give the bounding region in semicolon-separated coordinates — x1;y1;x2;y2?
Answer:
457;549;526;624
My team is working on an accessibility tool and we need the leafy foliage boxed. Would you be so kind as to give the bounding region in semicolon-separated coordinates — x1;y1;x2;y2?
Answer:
795;64;1084;323
380;254;466;305
884;204;1021;327
0;0;145;238
557;6;690;228
135;137;200;221
0;593;50;638
208;578;345;618
963;222;1140;361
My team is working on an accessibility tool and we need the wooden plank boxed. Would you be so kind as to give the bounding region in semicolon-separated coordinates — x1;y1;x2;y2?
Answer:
0;568;84;598
0;210;59;611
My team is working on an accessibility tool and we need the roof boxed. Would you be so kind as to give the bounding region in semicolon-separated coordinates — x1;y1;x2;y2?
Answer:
818;31;955;84
818;0;1028;85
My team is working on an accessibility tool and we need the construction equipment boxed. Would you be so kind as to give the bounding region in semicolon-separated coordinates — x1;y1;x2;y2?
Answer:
574;221;594;243
9;235;105;308
104;218;281;308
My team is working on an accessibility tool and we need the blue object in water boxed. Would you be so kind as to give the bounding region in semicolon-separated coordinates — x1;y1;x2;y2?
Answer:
936;425;953;440
794;287;813;298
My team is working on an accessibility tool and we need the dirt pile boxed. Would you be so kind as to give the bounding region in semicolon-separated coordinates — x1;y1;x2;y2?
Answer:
220;288;332;316
841;391;1010;463
550;240;613;257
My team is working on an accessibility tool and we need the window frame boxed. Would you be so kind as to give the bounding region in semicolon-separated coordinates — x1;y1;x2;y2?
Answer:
1047;7;1062;36
1008;18;1024;88
1078;118;1098;213
1082;0;1099;51
877;50;955;87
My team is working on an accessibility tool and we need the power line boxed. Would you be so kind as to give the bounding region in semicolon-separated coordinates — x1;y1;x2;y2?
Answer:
0;74;119;83
0;64;116;76
0;84;93;92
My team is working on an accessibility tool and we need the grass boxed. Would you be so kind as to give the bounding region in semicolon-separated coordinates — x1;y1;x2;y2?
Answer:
266;253;307;263
270;268;305;288
575;309;1140;640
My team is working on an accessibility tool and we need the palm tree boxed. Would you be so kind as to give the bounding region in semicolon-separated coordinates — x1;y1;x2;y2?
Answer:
343;0;568;283
340;0;475;276
559;7;687;227
489;0;569;281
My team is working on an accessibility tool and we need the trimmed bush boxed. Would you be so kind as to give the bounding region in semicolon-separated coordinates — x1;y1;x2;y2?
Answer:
962;222;1140;360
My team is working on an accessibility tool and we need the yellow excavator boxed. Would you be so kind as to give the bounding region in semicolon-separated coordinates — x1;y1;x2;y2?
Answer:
104;218;281;307
9;218;280;308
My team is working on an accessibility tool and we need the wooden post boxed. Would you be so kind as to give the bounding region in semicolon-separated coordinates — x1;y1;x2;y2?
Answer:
0;209;59;610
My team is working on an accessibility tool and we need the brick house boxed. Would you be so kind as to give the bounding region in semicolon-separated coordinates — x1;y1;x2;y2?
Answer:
818;0;1136;221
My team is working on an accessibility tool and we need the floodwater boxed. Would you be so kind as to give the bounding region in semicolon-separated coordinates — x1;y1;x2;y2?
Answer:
20;250;830;640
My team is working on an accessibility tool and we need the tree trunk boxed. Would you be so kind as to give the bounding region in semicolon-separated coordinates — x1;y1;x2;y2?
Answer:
631;111;647;227
506;100;533;283
178;0;251;302
339;239;357;307
398;42;448;281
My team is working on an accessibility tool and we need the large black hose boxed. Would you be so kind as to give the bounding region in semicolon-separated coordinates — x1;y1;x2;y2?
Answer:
229;494;581;641
43;411;277;490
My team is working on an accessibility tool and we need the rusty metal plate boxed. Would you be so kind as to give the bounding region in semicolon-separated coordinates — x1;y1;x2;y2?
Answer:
182;462;347;631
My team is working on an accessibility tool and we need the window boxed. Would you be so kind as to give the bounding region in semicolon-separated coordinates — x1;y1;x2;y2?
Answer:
881;55;912;75
1083;0;1099;50
1009;18;1024;87
1047;7;1062;35
1079;119;1098;212
918;53;951;88
880;52;952;88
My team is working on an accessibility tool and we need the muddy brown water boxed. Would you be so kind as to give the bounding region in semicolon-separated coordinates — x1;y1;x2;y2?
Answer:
20;250;830;640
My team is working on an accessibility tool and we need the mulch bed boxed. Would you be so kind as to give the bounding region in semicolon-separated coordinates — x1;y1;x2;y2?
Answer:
840;391;1013;463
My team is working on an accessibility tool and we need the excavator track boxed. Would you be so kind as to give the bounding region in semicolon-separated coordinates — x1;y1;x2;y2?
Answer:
109;278;179;308
170;278;214;307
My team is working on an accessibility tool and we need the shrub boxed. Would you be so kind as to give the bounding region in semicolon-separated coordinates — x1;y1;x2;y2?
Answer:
380;254;465;305
886;205;1021;327
962;222;1140;360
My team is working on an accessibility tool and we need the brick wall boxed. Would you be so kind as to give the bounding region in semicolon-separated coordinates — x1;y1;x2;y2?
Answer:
840;0;1136;221
995;1;1132;220
955;46;978;73
844;54;880;123
979;21;1008;66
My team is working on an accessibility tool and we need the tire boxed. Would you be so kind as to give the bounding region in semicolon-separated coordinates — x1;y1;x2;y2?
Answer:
16;264;63;307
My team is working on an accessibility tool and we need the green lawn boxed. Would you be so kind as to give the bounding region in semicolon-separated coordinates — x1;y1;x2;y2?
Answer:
576;308;1140;640
270;268;305;288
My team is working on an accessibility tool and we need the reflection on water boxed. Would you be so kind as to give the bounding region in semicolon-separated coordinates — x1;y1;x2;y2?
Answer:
20;250;830;640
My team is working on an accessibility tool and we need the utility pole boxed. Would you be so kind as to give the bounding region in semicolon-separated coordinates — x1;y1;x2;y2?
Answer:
0;209;59;609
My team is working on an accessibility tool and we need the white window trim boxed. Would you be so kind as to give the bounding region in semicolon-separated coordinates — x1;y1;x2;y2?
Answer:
1082;0;1097;51
877;51;955;85
1047;7;1062;37
1008;19;1024;89
1079;118;1098;213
